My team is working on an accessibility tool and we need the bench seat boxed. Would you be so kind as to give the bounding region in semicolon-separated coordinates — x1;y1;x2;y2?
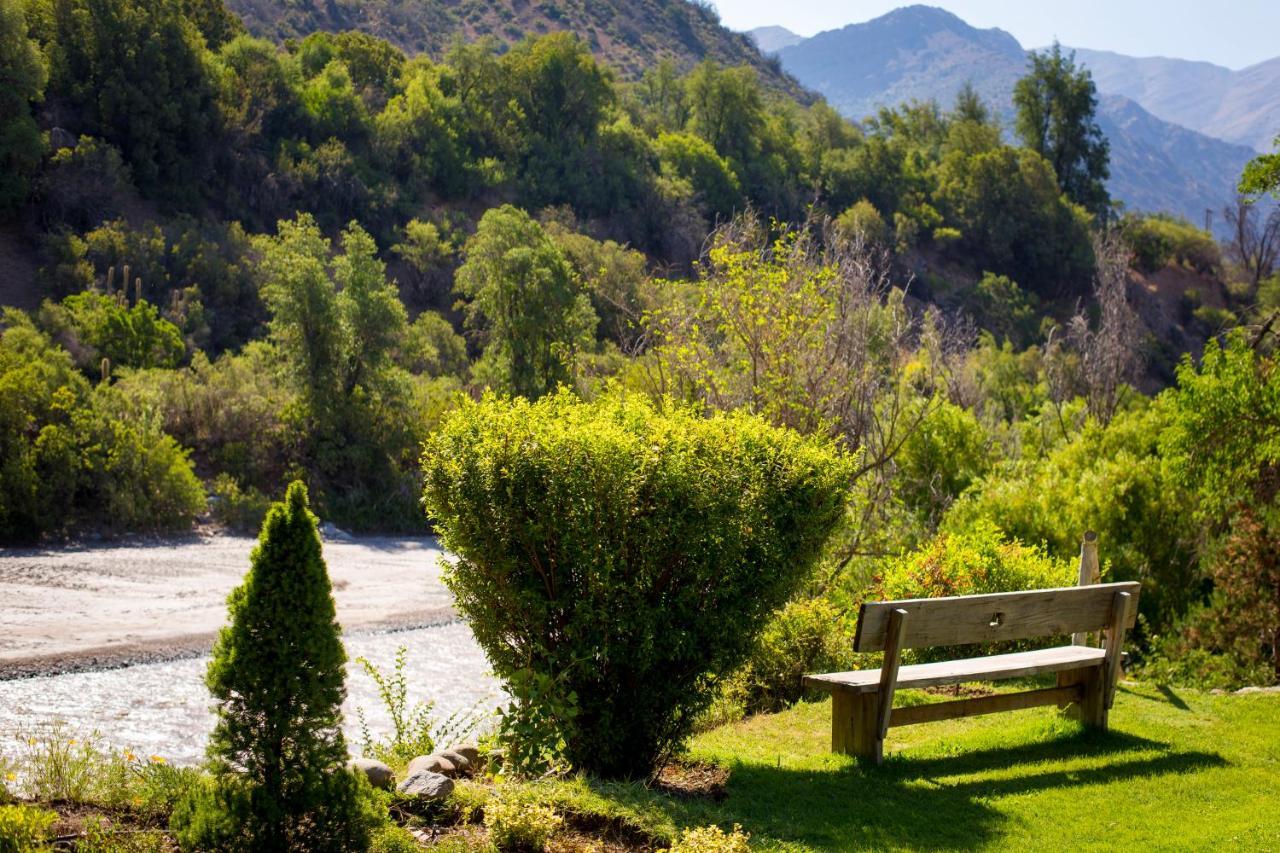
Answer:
804;644;1106;695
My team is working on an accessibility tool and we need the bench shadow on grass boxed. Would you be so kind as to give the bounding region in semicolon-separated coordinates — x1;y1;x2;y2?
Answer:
648;730;1226;851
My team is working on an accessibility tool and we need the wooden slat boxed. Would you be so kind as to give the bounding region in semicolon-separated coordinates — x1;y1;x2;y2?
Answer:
890;685;1083;727
1072;532;1101;645
853;582;1141;652
1103;590;1133;710
804;645;1107;695
875;608;908;739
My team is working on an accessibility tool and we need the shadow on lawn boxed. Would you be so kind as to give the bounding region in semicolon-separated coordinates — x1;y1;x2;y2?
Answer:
701;730;1226;851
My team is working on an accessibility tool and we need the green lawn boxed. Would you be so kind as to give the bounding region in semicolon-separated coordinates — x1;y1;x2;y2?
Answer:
526;682;1280;851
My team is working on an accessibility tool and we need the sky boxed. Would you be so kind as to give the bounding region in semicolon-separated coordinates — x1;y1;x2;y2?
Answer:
712;0;1280;69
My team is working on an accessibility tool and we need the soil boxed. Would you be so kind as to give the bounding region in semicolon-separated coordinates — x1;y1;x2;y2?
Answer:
0;532;455;679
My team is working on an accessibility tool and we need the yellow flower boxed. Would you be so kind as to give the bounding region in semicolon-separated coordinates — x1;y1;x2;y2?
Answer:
149;755;166;764
27;738;36;745
68;739;76;745
5;772;14;782
124;751;137;762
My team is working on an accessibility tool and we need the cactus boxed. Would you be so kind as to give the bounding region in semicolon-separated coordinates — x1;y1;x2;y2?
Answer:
100;357;111;383
105;265;115;294
135;276;143;304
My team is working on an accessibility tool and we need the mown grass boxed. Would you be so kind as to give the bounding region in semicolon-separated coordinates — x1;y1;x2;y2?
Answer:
519;681;1280;851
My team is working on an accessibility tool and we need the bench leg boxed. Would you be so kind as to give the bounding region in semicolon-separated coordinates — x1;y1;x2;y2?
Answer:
832;691;883;764
1058;667;1108;730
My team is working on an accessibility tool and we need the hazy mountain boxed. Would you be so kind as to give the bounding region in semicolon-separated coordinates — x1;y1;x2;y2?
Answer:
1069;48;1280;152
775;6;1025;121
770;5;1256;226
748;25;804;54
224;0;806;96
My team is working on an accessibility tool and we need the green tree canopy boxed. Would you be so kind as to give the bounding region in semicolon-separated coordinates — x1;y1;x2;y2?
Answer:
455;205;597;399
1014;43;1111;217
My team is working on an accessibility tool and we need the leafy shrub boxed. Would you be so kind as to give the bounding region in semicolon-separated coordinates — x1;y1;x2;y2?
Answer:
879;521;1073;601
370;824;421;853
943;404;1198;633
730;597;854;714
0;311;205;543
422;391;851;778
353;645;480;768
493;668;577;778
835;199;889;247
0;804;57;853
210;473;272;533
670;823;751;853
483;789;564;852
1123;214;1220;274
877;522;1074;660
39;292;185;373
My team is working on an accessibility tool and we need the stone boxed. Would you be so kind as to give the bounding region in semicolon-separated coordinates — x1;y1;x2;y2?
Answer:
319;521;353;541
438;749;472;775
396;770;454;800
450;744;481;766
347;758;395;790
407;753;456;777
1234;685;1280;695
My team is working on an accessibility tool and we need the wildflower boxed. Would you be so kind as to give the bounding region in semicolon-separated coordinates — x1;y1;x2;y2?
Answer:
5;772;14;782
124;751;137;762
149;755;166;764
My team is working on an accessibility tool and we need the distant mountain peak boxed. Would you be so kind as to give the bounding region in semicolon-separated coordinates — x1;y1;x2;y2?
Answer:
747;25;803;54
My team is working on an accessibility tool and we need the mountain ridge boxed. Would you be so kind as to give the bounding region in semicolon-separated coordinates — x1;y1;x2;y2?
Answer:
224;0;808;97
1066;47;1280;151
761;5;1259;227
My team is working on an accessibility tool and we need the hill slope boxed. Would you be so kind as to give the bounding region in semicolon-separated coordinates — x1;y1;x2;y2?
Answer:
770;5;1255;227
1069;48;1280;152
225;0;806;95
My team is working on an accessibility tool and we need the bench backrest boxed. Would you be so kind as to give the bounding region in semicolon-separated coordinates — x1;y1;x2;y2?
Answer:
853;581;1141;652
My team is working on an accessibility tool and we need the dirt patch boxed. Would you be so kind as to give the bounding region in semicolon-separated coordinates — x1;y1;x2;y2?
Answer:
652;760;729;801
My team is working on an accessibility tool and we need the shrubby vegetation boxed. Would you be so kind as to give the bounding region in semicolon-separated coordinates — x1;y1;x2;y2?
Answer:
421;391;851;778
0;2;1278;826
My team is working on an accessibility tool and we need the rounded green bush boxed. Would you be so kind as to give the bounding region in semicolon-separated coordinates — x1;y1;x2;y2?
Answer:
422;391;851;778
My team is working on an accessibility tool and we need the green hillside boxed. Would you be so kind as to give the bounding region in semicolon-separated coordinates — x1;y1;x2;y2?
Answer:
226;0;808;96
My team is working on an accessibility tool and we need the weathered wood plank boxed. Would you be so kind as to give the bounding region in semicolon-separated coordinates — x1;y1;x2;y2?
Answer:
890;685;1083;727
832;690;881;762
1103;590;1133;710
875;608;908;740
853;582;1141;652
1072;531;1101;645
804;645;1107;695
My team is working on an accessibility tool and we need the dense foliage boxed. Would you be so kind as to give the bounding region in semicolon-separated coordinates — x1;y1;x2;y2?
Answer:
421;392;851;777
174;481;373;850
0;0;1275;716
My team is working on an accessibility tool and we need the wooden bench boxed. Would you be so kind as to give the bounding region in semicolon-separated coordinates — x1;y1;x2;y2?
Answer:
803;581;1140;763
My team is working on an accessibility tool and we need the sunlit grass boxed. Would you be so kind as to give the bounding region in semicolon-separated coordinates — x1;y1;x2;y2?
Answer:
524;682;1280;851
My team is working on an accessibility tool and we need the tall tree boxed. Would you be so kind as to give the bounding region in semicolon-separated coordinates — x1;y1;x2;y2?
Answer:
0;0;47;215
454;205;596;400
1224;198;1280;292
1014;43;1111;217
177;481;370;850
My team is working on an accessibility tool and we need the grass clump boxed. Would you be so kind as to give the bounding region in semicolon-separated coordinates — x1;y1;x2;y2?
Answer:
670;823;751;853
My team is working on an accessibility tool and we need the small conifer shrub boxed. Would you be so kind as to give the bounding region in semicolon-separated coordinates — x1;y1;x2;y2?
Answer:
172;481;374;850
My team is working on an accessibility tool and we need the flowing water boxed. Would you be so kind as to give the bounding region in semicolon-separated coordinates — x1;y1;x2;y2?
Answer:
0;621;502;764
